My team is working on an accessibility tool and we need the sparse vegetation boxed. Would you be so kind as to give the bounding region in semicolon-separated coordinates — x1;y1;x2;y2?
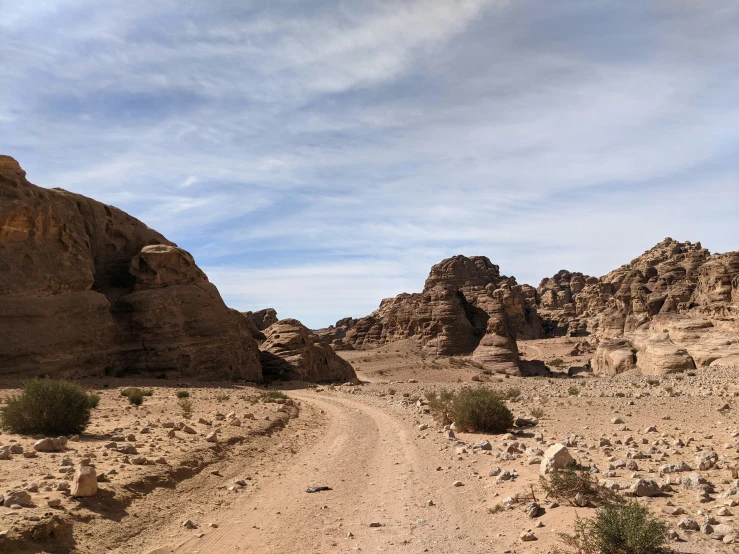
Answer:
687;371;696;377
540;467;613;506
260;390;288;403
177;398;193;418
556;499;668;554
425;389;455;426
452;387;513;434
176;390;190;399
615;392;626;397
126;389;144;406
142;388;154;396
0;378;99;435
388;388;396;395
645;379;660;387
530;406;545;419
470;374;482;382
215;392;230;402
500;386;521;401
568;386;580;396
703;357;718;367
549;358;565;368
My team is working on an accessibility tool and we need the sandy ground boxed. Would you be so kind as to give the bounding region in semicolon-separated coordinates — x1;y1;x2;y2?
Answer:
3;338;739;553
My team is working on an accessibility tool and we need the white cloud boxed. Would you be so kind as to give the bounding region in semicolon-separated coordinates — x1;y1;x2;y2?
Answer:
1;1;737;327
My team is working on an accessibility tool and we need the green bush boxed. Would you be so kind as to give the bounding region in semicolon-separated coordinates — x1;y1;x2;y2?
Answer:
142;389;154;397
176;390;190;399
126;389;144;406
0;379;99;435
453;387;513;433
557;499;668;554
87;392;101;409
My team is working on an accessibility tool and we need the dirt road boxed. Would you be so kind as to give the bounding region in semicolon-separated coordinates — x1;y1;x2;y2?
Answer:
156;391;495;554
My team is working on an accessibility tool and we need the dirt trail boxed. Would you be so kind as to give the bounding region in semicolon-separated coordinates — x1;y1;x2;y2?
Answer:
155;392;489;554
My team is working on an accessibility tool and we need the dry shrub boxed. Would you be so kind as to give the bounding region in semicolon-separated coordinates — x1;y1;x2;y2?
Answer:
1;379;99;435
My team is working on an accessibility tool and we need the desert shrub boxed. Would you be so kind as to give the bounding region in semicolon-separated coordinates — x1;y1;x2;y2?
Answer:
260;390;288;403
687;371;696;377
177;398;193;418
453;387;513;434
568;386;580;396
482;369;492;376
126;389;144;406
86;392;101;409
615;392;626;398
142;389;154;396
121;387;142;397
387;388;396;395
556;499;668;554
530;406;546;419
645;379;660;387
703;357;718;367
215;392;230;402
500;387;521;401
664;386;673;394
402;392;410;398
176;390;190;399
0;379;99;435
549;358;565;368
470;374;482;382
540;467;612;505
426;389;454;426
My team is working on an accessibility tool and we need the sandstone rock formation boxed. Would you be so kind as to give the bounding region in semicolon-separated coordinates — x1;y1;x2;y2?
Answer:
320;255;544;374
0;155;262;381
534;239;739;375
243;308;278;341
260;319;357;382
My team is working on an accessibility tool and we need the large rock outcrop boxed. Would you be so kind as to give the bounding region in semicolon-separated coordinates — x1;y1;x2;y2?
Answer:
260;319;357;382
0;155;262;381
319;255;543;374
534;239;739;375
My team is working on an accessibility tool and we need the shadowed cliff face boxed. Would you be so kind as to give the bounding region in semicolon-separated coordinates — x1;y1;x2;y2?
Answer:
0;155;262;381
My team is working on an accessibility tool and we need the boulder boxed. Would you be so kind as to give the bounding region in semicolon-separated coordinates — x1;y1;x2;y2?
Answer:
33;438;64;452
540;444;575;475
71;465;98;497
260;319;357;382
3;490;32;507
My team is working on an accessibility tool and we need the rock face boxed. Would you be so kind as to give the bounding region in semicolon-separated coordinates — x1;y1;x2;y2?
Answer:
319;255;543;374
0;155;262;381
535;239;739;375
242;308;278;341
260;319;357;382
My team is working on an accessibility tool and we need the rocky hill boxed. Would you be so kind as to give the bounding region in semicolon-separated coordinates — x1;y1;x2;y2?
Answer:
0;156;353;383
537;238;739;375
320;239;739;376
319;255;543;375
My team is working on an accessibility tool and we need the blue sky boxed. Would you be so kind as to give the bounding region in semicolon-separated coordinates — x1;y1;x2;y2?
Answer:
2;0;738;328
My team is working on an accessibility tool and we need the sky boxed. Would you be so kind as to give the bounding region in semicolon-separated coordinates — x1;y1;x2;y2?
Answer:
2;1;738;328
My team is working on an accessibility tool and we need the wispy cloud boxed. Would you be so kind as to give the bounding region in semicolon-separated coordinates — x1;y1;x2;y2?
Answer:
1;1;737;327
